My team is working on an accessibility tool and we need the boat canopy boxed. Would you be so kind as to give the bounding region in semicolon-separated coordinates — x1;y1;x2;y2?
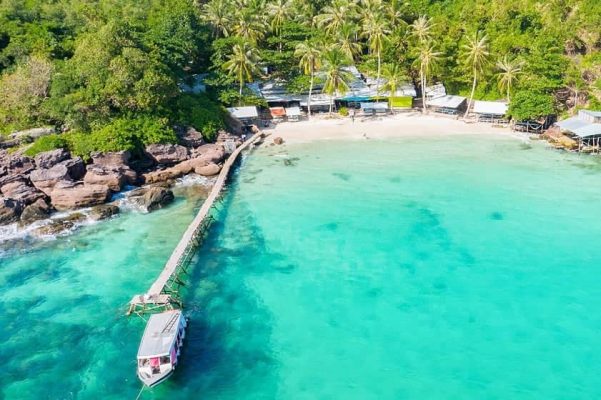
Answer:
137;311;181;358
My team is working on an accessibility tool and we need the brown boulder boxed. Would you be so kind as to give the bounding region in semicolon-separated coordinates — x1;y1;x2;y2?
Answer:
145;144;189;165
273;137;284;145
191;144;225;163
172;160;194;175
50;181;111;210
84;165;126;192
34;149;70;169
1;177;45;205
19;199;51;225
142;168;183;184
195;162;221;176
90;151;131;167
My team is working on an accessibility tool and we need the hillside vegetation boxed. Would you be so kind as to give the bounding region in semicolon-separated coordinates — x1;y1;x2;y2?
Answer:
1;0;600;148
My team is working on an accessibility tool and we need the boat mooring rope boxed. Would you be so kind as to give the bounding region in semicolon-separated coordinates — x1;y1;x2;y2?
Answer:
134;384;145;400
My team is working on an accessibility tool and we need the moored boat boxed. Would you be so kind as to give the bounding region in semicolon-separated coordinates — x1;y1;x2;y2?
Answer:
136;310;187;387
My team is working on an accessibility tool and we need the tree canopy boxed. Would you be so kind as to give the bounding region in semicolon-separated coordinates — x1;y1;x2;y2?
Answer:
1;0;600;141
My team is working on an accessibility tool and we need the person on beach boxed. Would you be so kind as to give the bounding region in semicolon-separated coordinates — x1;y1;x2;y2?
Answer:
351;109;355;123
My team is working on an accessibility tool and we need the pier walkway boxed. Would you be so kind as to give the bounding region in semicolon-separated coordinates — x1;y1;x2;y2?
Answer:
127;130;264;316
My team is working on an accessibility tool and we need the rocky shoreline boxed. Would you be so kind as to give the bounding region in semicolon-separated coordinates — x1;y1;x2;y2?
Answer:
0;128;245;237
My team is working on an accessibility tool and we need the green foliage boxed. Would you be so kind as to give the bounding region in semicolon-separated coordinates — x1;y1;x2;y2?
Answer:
508;90;556;121
65;115;176;160
171;94;227;142
24;134;67;157
338;106;349;116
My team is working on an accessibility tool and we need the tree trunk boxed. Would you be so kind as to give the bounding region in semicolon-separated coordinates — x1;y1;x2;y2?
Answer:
239;79;244;106
421;66;426;114
465;69;477;121
329;94;334;115
376;52;381;98
308;70;314;119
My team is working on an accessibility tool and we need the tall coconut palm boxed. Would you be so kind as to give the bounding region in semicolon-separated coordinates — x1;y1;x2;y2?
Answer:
381;63;407;108
267;0;293;51
410;15;434;44
202;0;232;37
414;42;441;113
337;23;362;61
223;43;262;104
321;48;353;115
462;31;490;120
314;0;357;35
496;56;524;102
362;12;390;96
232;10;267;43
295;41;322;119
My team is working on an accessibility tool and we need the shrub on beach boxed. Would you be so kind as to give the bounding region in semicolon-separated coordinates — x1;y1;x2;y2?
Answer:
339;107;349;117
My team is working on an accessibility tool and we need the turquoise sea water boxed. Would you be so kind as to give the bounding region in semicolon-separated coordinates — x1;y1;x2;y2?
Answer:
2;134;601;399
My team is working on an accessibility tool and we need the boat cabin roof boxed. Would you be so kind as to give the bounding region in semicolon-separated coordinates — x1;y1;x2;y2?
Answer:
137;310;182;358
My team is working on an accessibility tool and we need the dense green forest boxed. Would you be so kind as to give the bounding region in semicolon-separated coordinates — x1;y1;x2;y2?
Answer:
1;0;600;154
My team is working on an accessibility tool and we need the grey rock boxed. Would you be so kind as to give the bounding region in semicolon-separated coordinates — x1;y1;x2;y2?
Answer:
90;151;131;167
179;127;205;148
0;197;24;225
19;199;51;224
89;204;120;221
34;148;70;169
129;186;174;212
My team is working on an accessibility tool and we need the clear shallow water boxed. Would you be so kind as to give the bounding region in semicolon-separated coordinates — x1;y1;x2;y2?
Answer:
2;134;601;399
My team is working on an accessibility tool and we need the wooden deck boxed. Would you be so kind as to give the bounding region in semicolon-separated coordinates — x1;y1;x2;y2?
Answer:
127;130;264;315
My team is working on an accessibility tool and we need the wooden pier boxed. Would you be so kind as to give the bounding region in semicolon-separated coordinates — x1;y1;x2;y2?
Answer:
127;130;264;316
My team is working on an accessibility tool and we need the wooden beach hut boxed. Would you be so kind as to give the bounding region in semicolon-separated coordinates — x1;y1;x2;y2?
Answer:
226;106;259;126
472;101;509;125
556;110;601;153
360;102;389;116
427;95;467;116
285;106;302;122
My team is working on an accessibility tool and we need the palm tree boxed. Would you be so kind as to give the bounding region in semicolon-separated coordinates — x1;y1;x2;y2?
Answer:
496;56;524;102
362;12;390;96
321;48;353;115
381;63;407;108
410;15;434;44
267;0;292;52
232;10;267;43
223;43;262;104
462;31;489;120
201;0;232;37
337;23;362;61
314;0;357;34
295;41;322;119
414;42;441;113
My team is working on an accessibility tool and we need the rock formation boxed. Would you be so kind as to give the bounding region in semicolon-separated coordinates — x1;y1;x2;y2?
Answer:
50;181;111;210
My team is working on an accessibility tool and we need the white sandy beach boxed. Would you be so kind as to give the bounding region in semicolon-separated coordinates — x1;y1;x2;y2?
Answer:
265;112;522;144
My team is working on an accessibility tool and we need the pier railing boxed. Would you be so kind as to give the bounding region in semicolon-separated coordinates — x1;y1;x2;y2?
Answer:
127;130;264;316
